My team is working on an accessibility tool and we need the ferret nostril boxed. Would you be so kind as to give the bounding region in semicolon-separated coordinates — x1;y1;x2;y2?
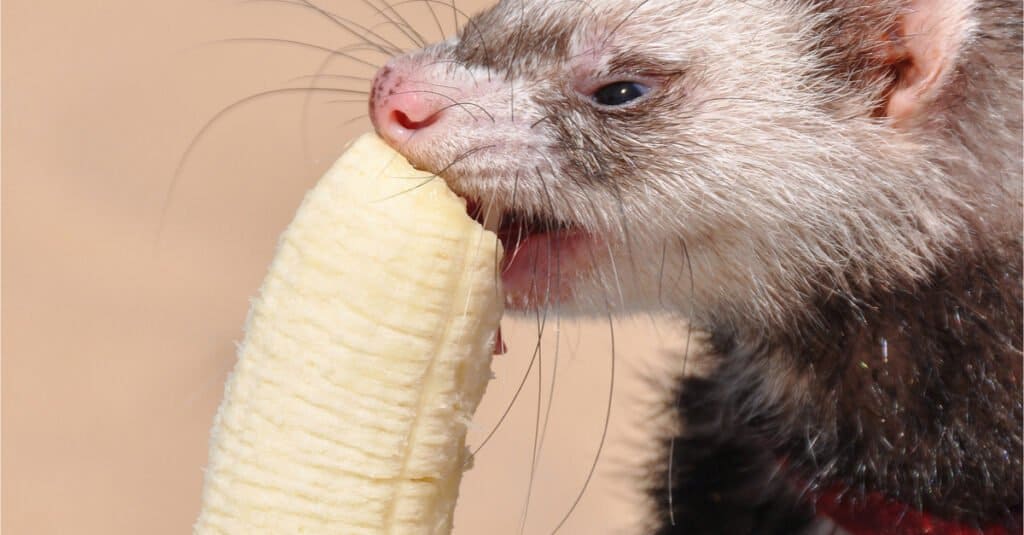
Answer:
392;109;441;131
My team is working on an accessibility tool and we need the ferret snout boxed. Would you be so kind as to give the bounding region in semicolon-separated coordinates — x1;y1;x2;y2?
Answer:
367;53;524;189
369;63;447;147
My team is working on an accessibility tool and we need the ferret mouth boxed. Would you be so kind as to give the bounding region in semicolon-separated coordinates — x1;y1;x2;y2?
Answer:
465;199;592;311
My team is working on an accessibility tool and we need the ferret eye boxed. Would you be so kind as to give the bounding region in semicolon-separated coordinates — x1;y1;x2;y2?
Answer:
592;81;650;106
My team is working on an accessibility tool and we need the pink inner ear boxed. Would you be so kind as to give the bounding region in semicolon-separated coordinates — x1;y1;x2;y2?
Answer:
886;0;973;121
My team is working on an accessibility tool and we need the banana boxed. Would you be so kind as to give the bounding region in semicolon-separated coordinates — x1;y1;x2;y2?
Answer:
195;134;504;534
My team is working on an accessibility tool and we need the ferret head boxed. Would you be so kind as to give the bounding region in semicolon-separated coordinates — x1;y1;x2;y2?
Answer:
369;0;1021;329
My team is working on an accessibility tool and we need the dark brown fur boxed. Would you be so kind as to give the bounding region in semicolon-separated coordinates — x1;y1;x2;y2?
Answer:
655;233;1022;533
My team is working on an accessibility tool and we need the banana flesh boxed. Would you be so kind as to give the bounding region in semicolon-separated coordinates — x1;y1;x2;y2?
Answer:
195;134;504;534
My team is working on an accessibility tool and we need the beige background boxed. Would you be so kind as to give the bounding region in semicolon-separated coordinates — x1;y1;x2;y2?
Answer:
3;1;686;533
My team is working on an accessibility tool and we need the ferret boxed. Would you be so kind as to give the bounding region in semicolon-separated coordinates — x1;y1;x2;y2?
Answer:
366;1;1022;533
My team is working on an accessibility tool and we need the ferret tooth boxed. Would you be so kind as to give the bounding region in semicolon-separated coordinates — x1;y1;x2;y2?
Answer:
479;201;503;234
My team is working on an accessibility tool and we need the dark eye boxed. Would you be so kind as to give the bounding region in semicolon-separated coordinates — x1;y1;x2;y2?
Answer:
592;81;650;106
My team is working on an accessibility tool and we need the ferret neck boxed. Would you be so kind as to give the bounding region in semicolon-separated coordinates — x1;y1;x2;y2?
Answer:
708;237;1023;524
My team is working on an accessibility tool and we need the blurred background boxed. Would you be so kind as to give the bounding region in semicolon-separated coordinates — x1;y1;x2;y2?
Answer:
3;1;686;533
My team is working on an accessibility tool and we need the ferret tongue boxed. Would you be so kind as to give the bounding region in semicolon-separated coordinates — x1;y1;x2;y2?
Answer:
501;230;587;309
468;197;588;309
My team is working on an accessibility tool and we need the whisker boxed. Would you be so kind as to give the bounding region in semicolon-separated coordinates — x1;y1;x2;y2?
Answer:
546;0;600;19
385;0;473;27
431;143;498;174
508;0;527;122
419;0;448;42
158;86;382;251
658;240;668;306
244;0;405;55
667;236;696;526
367;0;428;48
325;98;372;104
519;275;549;534
470;318;544;456
600;0;651;49
519;167;564;533
479;176;503;301
471;169;522;456
423;58;482;90
372;144;497;201
535;166;563;465
298;36;383;171
604;240;626;309
455;6;494;82
286;73;375;84
390;89;495;122
294;0;406;55
382;0;491;72
690;95;812;113
429;99;495;118
530;114;555;129
338;112;371;127
404;78;461;91
210;37;382;69
550;312;616;535
301;88;370;96
607;177;640;304
502;170;524;273
561;166;626;307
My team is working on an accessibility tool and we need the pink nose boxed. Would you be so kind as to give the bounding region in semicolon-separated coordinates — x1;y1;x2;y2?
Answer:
370;65;445;145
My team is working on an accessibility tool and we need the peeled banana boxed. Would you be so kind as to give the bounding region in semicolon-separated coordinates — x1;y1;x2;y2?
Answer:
195;134;504;534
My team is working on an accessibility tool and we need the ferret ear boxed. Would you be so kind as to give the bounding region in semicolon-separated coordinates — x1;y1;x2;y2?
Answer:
883;0;974;122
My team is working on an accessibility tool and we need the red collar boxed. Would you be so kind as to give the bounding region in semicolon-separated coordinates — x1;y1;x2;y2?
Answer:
815;486;1015;535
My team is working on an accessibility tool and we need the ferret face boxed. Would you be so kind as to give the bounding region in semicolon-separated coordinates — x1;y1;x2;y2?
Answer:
369;0;977;326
